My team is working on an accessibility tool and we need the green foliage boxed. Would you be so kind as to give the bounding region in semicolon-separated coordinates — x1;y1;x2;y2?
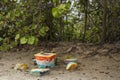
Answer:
15;34;20;40
52;2;71;18
27;36;35;45
39;27;49;37
0;37;3;41
52;0;56;4
0;0;50;51
52;8;60;18
86;27;100;43
0;0;119;51
0;44;10;51
20;37;27;44
19;36;38;45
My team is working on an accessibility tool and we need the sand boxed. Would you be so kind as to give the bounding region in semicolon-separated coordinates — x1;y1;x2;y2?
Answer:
0;42;120;80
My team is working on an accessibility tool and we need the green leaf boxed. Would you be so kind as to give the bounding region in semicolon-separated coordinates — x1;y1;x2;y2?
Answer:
31;24;37;29
27;36;35;45
52;3;70;18
3;38;10;44
65;1;71;9
11;41;18;47
34;37;39;46
0;37;3;41
0;44;10;51
39;27;49;37
52;0;56;4
0;26;2;30
20;10;24;14
20;37;27;44
44;26;49;32
39;29;46;37
6;13;10;18
58;4;66;10
4;0;8;2
52;8;60;18
15;34;20;40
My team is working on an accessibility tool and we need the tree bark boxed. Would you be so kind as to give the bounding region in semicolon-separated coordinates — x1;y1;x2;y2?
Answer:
102;0;107;43
83;0;88;42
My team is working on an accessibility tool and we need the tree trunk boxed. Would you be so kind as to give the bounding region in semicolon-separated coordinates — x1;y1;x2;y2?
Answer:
102;0;107;43
83;0;88;42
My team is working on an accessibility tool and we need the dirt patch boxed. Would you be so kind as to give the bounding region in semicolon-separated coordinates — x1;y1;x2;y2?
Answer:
0;42;120;80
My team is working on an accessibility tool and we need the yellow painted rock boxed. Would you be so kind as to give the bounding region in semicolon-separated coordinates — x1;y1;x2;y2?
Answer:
14;63;28;70
66;62;78;70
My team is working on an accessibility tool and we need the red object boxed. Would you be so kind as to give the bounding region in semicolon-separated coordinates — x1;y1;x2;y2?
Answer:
35;53;56;61
35;55;56;61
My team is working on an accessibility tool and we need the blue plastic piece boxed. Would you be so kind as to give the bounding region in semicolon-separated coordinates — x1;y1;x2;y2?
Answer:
30;69;50;76
37;63;55;68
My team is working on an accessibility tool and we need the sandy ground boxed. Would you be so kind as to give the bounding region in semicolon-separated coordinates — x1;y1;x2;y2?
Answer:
0;42;120;80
